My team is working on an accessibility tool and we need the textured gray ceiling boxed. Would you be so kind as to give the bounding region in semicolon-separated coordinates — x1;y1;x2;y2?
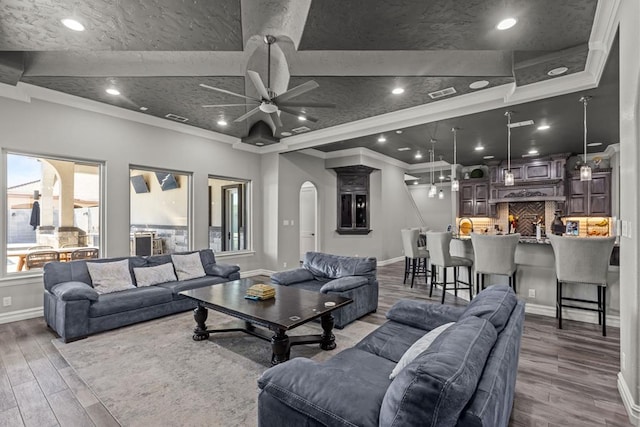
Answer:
0;0;612;166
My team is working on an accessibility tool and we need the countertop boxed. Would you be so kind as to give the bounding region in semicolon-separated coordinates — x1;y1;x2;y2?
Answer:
453;234;550;244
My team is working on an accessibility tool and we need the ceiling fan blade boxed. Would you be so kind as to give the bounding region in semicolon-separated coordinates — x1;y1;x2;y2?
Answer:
273;80;319;102
234;106;261;122
202;103;257;108
278;106;319;123
199;83;258;102
276;101;336;108
270;111;283;129
247;70;271;101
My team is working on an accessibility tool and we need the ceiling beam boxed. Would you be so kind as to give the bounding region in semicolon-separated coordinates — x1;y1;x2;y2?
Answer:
0;52;24;85
23;50;512;78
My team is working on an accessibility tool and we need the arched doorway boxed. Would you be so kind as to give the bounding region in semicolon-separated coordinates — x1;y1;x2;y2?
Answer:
299;181;318;262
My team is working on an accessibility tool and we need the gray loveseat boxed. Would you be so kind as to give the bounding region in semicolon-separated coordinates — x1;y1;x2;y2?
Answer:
43;249;240;342
270;252;378;329
258;285;525;427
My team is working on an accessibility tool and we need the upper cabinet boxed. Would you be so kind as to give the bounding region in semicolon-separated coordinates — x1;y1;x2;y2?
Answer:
459;179;493;217
334;166;374;235
567;169;612;216
490;155;567;185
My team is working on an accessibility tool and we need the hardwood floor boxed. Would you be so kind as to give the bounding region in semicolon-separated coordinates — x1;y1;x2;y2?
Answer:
0;261;632;426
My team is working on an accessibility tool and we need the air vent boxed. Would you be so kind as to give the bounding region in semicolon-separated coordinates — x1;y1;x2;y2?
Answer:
508;120;534;128
292;126;311;134
428;87;457;99
165;113;189;122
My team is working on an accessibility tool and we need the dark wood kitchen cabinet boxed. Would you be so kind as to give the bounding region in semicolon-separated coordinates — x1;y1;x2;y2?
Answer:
334;166;375;234
459;179;494;217
567;170;611;216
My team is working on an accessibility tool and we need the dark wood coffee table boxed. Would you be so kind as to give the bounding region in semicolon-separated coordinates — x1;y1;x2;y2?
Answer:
179;278;353;365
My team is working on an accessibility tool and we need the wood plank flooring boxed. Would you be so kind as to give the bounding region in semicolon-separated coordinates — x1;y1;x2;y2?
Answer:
0;261;632;426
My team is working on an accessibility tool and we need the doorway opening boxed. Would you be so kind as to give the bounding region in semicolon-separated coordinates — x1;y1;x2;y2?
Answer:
299;181;318;262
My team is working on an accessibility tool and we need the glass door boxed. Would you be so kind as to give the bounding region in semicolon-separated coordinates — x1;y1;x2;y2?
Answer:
222;184;244;251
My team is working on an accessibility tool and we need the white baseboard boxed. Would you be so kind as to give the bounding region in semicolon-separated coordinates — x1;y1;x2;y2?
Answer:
378;256;404;267
525;302;620;328
240;269;275;278
617;373;640;425
0;307;43;325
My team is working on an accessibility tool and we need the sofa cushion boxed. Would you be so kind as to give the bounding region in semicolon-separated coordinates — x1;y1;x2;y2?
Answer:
271;268;315;285
171;252;206;281
157;275;228;296
88;286;173;317
460;284;517;334
320;276;368;293
389;322;454;379
386;299;466;330
355;321;427;363
86;259;135;294
379;316;497;427
133;263;177;287
51;281;99;302
303;252;376;280
206;263;240;278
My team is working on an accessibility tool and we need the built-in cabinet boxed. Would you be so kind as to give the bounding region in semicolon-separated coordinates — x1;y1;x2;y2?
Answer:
334;166;374;234
459;179;492;217
566;169;612;216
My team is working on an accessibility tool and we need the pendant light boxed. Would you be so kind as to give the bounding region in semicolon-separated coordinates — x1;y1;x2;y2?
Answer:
428;139;437;198
451;127;459;192
438;156;445;199
504;111;515;186
579;96;592;181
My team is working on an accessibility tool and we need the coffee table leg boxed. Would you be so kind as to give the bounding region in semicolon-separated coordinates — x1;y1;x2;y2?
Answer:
320;314;336;350
270;329;291;366
192;304;210;341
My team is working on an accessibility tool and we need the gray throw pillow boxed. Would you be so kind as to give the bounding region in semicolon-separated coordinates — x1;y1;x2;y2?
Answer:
389;322;454;379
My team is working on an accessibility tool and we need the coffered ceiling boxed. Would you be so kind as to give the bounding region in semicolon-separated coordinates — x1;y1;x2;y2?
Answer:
0;0;619;166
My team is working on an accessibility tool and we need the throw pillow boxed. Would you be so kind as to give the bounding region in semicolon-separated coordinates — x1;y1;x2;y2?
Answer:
86;259;135;295
133;263;177;287
171;252;206;281
389;322;454;379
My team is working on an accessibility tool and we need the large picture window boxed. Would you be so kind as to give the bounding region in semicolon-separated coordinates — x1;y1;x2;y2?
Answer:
5;152;102;274
129;167;191;256
208;176;249;253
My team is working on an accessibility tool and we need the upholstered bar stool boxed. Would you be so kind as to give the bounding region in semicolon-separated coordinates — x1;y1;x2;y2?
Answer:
426;231;473;303
548;234;616;336
470;233;520;294
401;228;430;287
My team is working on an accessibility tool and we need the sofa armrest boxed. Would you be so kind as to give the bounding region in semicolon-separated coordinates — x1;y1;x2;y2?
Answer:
320;276;368;293
205;262;240;278
271;268;314;286
386;299;465;330
51;281;99;302
258;358;378;427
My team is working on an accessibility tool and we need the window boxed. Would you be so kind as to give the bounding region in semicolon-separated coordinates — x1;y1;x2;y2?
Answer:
208;176;250;253
4;152;102;274
129;167;191;256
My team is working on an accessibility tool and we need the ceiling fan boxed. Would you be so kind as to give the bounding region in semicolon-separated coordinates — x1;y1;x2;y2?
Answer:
200;35;335;131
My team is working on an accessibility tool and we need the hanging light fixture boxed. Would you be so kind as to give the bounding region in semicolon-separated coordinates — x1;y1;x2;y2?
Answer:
579;96;592;181
504;111;515;186
428;139;437;198
438;156;445;199
451;127;459;192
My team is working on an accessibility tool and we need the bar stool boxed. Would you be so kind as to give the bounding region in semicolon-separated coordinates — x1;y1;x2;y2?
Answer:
548;234;615;336
426;231;473;303
401;228;429;288
470;233;520;294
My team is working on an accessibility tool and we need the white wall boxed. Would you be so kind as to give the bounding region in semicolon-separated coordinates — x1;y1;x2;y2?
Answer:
408;183;455;232
0;93;264;318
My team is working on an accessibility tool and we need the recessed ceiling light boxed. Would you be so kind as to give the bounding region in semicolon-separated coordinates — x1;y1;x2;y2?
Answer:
537;125;550;130
378;135;387;143
547;66;568;76
217;119;228;126
61;18;85;31
496;17;517;30
139;106;148;111
105;88;120;96
256;142;264;146
439;173;445;180
397;147;411;151
483;155;495;160
281;131;292;137
587;142;603;147
475;145;484;151
469;80;489;90
298;115;307;121
528;149;539;155
392;87;405;95
396;130;403;134
414;153;423;160
413;181;419;185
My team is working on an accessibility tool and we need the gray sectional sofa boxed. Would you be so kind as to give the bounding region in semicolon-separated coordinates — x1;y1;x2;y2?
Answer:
43;249;240;342
258;285;525;427
270;252;378;329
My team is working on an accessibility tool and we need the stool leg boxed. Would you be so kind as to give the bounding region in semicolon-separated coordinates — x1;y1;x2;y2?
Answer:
411;259;417;288
475;273;480;295
597;286;602;325
468;266;473;301
453;267;459;297
603;288;607;336
512;271;517;293
429;265;435;297
558;280;563;329
441;268;447;304
403;257;409;284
